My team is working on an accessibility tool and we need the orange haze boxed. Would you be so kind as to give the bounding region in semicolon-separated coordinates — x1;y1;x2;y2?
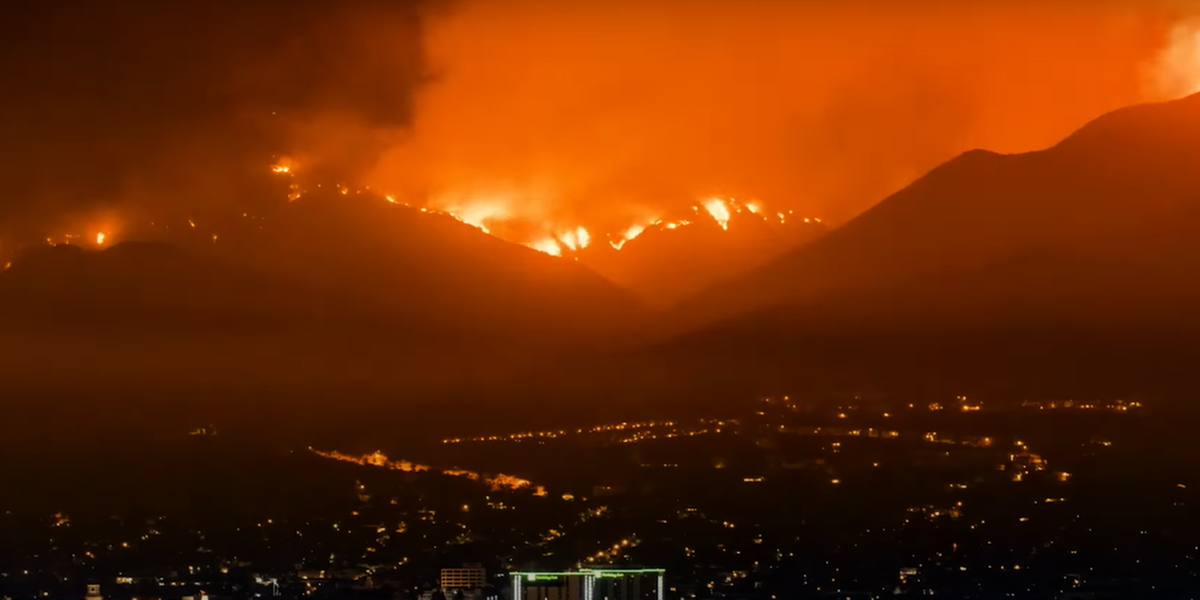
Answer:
367;0;1200;234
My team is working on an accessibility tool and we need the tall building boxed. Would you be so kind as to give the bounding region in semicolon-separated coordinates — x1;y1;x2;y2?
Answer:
442;564;488;590
85;585;102;600
510;568;665;600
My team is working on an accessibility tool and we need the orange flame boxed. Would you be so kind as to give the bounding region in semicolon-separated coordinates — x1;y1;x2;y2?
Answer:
701;198;732;230
607;222;653;250
529;238;563;256
270;158;294;174
270;161;822;256
446;202;509;234
558;226;590;251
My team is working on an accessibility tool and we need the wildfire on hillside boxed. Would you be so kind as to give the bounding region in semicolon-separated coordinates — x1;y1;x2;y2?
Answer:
528;237;564;257
36;231;115;248
270;157;294;175
609;224;646;251
701;198;732;230
271;157;822;258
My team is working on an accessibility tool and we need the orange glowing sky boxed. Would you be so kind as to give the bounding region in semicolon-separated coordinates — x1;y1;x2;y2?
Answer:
364;0;1200;237
7;0;1200;258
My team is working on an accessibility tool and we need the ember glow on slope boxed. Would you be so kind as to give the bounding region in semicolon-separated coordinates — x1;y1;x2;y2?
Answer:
271;161;818;256
454;196;811;257
25;209;124;252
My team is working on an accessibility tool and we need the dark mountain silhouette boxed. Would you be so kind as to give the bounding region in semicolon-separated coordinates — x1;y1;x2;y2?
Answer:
0;241;319;330
0;194;641;339
0;241;341;391
0;196;643;392
579;93;1200;395
207;192;644;340
672;92;1200;334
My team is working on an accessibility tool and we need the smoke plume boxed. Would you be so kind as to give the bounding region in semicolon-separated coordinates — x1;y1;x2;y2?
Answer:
0;0;433;239
368;0;1197;232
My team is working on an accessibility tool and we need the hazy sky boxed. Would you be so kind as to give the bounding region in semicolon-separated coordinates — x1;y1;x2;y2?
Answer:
369;0;1200;232
2;0;1199;242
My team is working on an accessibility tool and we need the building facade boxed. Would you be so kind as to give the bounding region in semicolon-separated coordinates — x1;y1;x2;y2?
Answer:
442;565;488;590
510;568;665;600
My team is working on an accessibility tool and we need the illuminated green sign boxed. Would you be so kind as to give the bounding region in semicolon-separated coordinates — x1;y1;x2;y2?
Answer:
590;569;665;576
513;569;665;581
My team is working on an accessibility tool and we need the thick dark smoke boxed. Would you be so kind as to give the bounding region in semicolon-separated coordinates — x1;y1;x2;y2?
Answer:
0;0;432;239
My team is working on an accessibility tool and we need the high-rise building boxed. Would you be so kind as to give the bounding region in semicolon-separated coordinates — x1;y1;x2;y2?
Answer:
85;585;102;600
442;564;488;590
510;568;665;600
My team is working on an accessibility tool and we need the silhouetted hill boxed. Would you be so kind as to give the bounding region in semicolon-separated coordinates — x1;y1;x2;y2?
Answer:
670;93;1200;329
0;241;318;329
0;194;642;338
207;192;644;339
615;93;1200;393
0;196;644;392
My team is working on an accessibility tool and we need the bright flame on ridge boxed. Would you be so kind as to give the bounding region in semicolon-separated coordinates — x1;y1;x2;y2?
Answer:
701;198;732;230
265;160;822;257
609;223;648;250
529;238;563;256
443;201;509;234
558;226;590;251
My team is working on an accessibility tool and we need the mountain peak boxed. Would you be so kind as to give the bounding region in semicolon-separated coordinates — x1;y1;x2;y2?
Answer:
669;92;1200;337
1051;92;1200;157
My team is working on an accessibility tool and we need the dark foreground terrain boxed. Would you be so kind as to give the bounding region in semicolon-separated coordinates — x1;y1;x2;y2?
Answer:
3;391;1198;600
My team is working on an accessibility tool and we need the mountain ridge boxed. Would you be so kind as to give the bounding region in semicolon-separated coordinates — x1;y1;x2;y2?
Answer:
0;196;646;391
665;92;1200;336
